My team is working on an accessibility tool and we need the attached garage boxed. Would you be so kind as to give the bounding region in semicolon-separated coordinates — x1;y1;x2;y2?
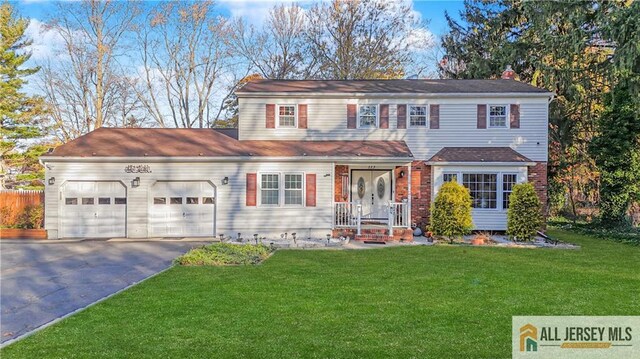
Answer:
148;181;215;237
59;181;127;238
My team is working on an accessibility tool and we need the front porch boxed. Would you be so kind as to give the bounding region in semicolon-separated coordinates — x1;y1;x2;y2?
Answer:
331;163;415;241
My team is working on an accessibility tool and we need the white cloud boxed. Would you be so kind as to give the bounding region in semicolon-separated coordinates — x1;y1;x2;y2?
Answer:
24;19;67;63
219;0;311;26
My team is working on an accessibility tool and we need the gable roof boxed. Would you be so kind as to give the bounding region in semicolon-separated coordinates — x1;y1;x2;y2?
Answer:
44;128;413;159
427;147;532;163
237;79;550;95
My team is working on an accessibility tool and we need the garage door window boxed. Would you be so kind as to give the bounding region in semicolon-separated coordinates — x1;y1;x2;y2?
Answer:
203;197;214;204
154;197;166;204
82;198;95;205
115;197;127;205
170;197;182;204
98;197;111;205
65;198;78;205
187;197;199;204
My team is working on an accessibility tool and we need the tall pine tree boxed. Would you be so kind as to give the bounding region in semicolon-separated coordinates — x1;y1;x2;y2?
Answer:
0;2;46;188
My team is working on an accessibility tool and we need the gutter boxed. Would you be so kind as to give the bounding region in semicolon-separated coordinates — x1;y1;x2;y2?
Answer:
235;92;555;99
425;161;537;166
40;156;415;164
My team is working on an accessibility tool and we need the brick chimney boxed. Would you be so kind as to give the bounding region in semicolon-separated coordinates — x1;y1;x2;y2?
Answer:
501;65;516;80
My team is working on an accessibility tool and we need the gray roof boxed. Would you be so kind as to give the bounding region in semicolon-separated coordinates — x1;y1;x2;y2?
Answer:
237;79;550;94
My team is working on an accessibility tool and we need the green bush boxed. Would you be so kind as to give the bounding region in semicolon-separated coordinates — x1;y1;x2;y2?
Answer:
16;204;44;229
507;183;542;241
174;243;274;266
429;181;473;243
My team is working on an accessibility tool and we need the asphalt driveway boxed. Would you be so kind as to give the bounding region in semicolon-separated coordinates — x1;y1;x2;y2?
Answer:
0;240;206;344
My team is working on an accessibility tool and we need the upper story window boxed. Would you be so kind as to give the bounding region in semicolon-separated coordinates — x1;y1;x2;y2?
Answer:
409;105;427;126
489;105;508;128
278;105;296;128
358;105;377;128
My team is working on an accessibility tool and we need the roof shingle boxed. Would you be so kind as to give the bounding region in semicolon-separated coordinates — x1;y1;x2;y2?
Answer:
46;128;413;159
237;79;550;94
427;147;532;163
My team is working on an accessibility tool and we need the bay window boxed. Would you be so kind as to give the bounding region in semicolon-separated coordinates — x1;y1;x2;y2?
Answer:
502;173;517;209
462;173;497;209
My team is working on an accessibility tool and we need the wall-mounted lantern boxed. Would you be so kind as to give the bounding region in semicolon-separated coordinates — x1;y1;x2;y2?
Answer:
48;177;55;185
398;170;405;179
222;176;229;185
132;177;140;187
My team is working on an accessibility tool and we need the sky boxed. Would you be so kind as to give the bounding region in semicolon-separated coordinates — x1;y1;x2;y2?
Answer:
11;0;466;118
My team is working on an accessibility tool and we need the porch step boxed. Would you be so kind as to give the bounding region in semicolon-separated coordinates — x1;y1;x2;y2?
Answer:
355;233;392;242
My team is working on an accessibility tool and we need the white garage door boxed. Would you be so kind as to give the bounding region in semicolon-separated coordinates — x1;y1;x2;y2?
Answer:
149;181;215;237
60;181;127;238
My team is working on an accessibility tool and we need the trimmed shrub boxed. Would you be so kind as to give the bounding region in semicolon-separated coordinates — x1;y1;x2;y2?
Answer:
429;181;473;243
16;204;44;229
174;243;274;266
507;182;542;241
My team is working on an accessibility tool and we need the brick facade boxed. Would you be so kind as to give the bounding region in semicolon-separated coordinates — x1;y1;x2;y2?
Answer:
334;165;349;202
527;161;548;217
409;161;432;230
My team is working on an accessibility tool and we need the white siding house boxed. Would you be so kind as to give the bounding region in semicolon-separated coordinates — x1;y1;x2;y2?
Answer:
41;78;552;240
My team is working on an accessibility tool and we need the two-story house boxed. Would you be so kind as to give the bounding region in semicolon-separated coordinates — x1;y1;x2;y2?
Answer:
41;74;552;240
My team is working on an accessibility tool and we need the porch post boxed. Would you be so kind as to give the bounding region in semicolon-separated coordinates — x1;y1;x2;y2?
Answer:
331;162;335;230
407;162;412;229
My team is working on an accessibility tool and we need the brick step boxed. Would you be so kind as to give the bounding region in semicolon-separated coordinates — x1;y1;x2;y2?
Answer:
355;234;392;241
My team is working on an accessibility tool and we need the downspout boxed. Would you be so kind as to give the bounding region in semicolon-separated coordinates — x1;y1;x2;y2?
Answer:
407;162;412;229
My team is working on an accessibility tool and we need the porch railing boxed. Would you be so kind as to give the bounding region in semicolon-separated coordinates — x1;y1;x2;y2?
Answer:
334;200;408;236
334;202;362;234
388;200;409;234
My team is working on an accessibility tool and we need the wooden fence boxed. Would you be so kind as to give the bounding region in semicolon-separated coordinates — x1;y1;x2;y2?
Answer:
0;190;44;227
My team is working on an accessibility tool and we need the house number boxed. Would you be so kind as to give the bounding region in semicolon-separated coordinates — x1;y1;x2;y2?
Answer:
124;165;152;173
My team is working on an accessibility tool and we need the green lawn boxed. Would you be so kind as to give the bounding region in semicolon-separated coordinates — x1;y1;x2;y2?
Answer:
2;229;639;358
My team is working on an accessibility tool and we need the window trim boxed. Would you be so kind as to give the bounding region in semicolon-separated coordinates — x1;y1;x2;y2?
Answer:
408;104;428;127
501;173;518;211
357;104;379;129
443;170;520;211
258;172;281;207
276;104;298;128
487;104;509;128
258;171;306;207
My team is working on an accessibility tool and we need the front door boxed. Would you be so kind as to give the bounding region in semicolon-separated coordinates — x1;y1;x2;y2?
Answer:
351;170;392;218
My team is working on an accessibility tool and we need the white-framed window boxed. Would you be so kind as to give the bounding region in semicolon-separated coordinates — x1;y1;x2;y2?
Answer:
358;104;378;128
488;105;508;128
409;105;428;127
284;174;304;206
463;173;498;209
443;172;457;183
502;173;518;210
260;173;280;206
277;105;297;128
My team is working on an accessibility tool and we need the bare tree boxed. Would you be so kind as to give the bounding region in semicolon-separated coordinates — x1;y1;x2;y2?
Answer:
38;0;139;141
134;1;236;128
230;4;316;79
305;0;430;80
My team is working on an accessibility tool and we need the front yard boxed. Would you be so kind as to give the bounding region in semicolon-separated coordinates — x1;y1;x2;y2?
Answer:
2;229;639;358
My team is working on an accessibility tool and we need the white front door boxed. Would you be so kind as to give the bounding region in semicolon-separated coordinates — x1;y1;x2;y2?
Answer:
149;181;215;237
351;170;392;218
60;181;127;238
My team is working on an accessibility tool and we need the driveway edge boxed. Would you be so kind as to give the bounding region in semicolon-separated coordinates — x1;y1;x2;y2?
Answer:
0;265;174;349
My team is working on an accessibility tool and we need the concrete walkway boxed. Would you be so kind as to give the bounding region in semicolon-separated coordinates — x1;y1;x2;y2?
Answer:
0;241;205;344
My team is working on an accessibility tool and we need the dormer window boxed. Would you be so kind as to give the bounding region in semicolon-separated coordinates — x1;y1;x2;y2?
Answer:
278;105;297;127
488;105;508;128
358;105;378;128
